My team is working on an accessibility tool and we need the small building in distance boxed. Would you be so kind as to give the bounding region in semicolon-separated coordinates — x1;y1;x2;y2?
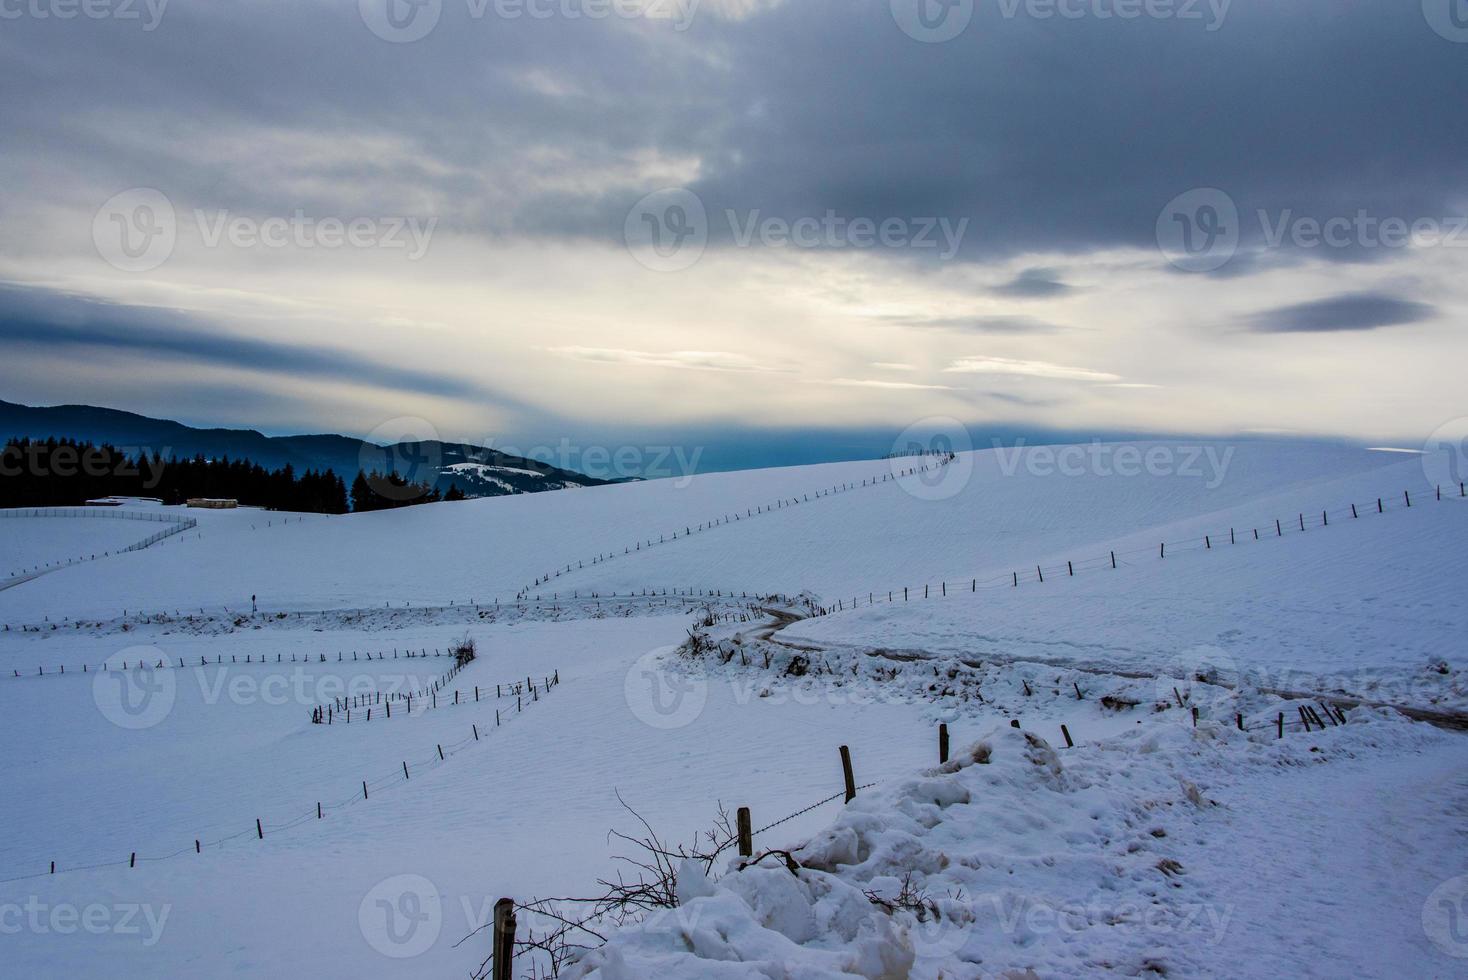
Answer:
186;498;238;509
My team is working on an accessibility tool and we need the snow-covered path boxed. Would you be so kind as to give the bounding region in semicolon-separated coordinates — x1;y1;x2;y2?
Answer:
1196;738;1468;977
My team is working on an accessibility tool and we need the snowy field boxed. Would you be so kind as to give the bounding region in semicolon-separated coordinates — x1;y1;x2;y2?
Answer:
1;501;327;594
1;442;1464;978
1;516;170;581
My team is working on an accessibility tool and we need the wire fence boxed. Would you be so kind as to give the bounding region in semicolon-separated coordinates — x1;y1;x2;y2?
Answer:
1;592;763;637
801;482;1466;617
310;660;559;725
488;696;1353;978
8;644;466;680
712;683;1358;864
0;670;563;885
2;507;198;585
516;453;955;602
0;506;182;521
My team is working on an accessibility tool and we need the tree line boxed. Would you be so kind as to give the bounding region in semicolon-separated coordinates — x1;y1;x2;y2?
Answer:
0;437;458;513
349;469;465;511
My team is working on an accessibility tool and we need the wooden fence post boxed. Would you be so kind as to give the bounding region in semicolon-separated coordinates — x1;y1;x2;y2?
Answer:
939;723;949;764
493;898;517;980
839;745;856;803
1060;724;1074;748
737;807;753;857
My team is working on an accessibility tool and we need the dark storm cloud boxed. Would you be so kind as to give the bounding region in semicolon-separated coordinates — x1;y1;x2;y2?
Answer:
992;268;1072;298
2;2;1464;264
1243;293;1437;333
0;283;515;403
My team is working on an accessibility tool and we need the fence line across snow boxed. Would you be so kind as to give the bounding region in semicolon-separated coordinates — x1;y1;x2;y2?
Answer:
0;670;564;885
516;453;955;601
799;482;1466;618
2;508;198;586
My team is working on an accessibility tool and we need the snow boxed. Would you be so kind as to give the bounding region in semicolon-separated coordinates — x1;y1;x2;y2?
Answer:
777;486;1468;714
0;440;1463;978
447;462;549;479
572;714;1467;978
1;517;170;580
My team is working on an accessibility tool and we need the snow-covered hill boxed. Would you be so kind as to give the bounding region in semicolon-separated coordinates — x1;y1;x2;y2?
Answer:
0;441;1423;622
0;440;1463;979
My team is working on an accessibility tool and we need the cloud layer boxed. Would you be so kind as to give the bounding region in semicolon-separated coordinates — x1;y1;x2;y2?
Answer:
0;1;1463;449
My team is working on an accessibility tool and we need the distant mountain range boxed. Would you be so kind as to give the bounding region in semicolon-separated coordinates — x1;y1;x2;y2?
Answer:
0;399;615;499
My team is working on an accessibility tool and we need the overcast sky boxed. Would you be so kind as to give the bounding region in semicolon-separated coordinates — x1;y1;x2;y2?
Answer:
0;0;1464;458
